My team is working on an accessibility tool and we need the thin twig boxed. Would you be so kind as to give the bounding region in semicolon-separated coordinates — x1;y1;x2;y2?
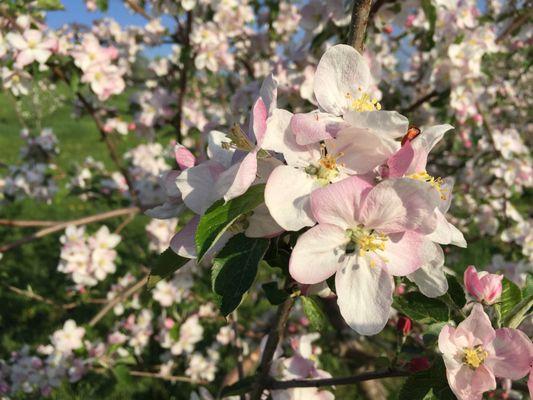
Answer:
5;284;61;308
0;207;140;253
88;275;148;327
92;367;206;384
51;67;139;204
347;0;373;52
267;369;410;389
249;296;296;400
496;9;532;43
401;89;440;113
124;0;151;20
0;219;60;227
128;370;205;383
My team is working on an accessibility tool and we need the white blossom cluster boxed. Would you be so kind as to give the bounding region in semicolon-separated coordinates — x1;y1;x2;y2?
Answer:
57;225;121;289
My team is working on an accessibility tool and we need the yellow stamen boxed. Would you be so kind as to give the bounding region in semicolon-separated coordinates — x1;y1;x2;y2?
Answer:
346;226;388;256
346;89;382;112
406;171;448;200
463;346;488;369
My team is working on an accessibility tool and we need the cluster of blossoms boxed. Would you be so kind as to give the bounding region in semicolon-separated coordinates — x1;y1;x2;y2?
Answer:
163;44;465;335
0;128;58;203
71;33;126;101
0;320;86;398
57;225;121;289
67;156;127;200
0;0;531;399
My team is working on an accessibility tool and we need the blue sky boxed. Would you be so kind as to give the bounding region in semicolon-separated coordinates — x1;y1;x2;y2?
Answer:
46;0;174;57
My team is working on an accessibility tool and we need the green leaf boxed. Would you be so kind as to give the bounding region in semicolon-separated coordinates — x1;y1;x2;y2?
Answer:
220;375;256;397
444;275;466;308
195;184;265;260
502;294;533;329
301;296;329;333
394;292;449;324
498;277;522;320
262;282;289;305
147;248;190;289
112;364;133;386
399;358;454;400
37;0;64;10
422;322;448;346
212;234;269;316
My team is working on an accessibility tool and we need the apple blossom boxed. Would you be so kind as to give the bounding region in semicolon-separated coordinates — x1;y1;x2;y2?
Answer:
463;266;503;304
6;29;55;68
290;175;441;335
51;320;85;354
439;304;533;400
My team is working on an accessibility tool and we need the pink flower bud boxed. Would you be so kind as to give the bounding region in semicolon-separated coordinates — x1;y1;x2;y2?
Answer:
396;316;412;336
163;318;175;329
464;265;503;304
174;144;196;170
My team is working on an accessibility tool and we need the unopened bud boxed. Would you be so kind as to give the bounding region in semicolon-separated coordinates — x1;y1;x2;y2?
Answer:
396;316;412;336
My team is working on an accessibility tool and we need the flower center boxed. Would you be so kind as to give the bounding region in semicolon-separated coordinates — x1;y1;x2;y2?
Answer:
346;89;382;112
305;146;343;184
406;171;447;200
345;226;388;256
462;346;488;369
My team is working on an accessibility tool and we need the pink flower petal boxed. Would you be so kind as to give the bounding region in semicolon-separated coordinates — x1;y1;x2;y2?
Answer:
457;304;495;347
289;224;347;285
488;328;533;380
265;165;319;231
381;231;437;276
447;364;496;400
215;152;258;201
313;44;372;115
386;141;415;178
252;98;268;146
359;178;439;235
291;112;344;145
170;216;199;258
335;256;394;335
310;175;374;229
174;144;196;170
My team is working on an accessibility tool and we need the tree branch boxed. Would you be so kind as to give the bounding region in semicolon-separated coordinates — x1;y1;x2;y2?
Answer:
0;207;139;253
88;275;148;327
267;369;410;390
51;67;139;204
249;296;295;400
401;89;440;113
347;0;373;52
0;219;59;227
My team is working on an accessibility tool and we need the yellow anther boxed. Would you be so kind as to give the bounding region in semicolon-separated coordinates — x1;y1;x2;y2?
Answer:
346;227;388;256
463;346;488;369
345;91;382;112
406;171;448;200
